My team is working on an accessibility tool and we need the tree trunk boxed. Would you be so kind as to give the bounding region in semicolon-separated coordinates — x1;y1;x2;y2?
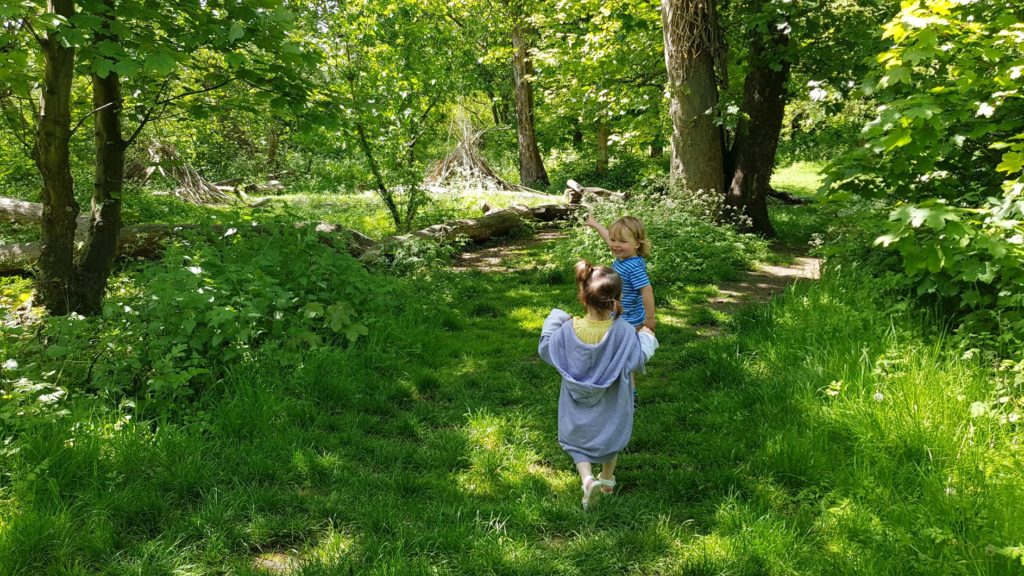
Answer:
33;0;78;315
661;0;725;199
267;125;280;172
572;120;583;149
74;7;125;315
725;6;790;237
649;138;664;158
596;121;609;175
510;23;549;190
354;120;403;230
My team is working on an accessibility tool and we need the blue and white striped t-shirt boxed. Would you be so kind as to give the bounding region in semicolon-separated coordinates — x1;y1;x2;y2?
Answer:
612;256;650;326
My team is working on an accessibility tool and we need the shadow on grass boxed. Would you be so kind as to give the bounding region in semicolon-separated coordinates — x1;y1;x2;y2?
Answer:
3;237;1019;575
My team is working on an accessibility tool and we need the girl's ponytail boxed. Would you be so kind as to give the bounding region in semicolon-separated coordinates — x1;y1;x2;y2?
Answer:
574;259;594;285
575;259;622;315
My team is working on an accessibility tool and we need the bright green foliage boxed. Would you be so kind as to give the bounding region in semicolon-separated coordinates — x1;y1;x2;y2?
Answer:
560;187;770;285
299;0;475;231
1;225;377;414
536;0;665;148
826;0;1024;355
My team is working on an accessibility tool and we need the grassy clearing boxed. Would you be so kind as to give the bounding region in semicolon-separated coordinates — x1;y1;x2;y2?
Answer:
769;160;836;251
2;172;1021;574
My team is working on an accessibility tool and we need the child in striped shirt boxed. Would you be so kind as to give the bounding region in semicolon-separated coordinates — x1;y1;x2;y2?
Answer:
584;214;656;331
585;214;656;408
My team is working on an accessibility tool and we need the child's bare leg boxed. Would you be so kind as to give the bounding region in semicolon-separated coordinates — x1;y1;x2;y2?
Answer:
599;455;618;481
575;461;594;483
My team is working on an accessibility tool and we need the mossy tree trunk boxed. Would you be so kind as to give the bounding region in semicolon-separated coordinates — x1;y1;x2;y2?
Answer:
662;0;725;200
33;0;78;315
74;0;125;314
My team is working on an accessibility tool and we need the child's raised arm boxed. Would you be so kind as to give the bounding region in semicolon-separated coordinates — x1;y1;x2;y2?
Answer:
584;212;611;248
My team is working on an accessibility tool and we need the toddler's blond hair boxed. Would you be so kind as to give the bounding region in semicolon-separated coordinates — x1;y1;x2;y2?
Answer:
609;216;652;258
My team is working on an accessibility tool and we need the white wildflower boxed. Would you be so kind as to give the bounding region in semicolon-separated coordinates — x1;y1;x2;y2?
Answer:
976;102;995;118
187;266;203;275
873;391;885;402
2;359;17;370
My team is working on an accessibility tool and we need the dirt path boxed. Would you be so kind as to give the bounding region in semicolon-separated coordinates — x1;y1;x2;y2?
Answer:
451;229;568;273
453;231;821;328
708;252;821;313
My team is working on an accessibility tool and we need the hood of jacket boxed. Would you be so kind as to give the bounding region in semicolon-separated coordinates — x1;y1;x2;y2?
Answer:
545;318;642;406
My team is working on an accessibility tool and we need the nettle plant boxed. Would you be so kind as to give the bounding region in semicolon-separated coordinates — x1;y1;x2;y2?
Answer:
826;0;1024;355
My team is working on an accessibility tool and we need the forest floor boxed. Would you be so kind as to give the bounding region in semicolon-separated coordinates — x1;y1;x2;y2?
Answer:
453;227;821;334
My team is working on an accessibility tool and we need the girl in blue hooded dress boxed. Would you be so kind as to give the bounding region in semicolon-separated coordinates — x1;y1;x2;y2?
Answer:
539;260;658;510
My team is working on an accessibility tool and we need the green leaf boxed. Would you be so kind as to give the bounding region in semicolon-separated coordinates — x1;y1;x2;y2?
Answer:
45;345;70;358
70;13;104;31
345;323;368;343
144;50;177;76
224;52;246;68
228;22;245;42
996;151;1024;175
303;302;325;318
114;59;141;77
886;66;911;85
94;58;115;79
926;244;945;273
924;206;958;230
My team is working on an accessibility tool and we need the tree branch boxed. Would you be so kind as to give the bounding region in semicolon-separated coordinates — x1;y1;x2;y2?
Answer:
69;101;117;137
154;77;234;106
125;76;172;146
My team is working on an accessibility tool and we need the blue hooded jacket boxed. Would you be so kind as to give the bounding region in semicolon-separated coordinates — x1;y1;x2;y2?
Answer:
539;309;657;463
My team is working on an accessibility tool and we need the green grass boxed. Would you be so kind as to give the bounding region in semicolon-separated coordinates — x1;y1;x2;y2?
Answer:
2;189;1022;574
771;161;826;198
769;160;837;250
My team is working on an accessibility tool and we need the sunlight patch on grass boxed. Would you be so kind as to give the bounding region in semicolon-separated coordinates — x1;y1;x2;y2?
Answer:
665;533;738;572
509;306;547;332
304;527;356;566
771;161;825;197
457;410;552;497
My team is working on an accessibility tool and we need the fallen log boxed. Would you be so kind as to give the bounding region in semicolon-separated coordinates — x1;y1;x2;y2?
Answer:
0;221;377;276
363;203;578;261
768;187;812;205
0;224;177;275
564;179;626;204
1;196;91;229
1;195;578;274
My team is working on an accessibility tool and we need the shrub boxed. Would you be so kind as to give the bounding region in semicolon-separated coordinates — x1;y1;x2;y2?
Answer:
557;194;770;286
544;150;667;194
1;224;382;416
